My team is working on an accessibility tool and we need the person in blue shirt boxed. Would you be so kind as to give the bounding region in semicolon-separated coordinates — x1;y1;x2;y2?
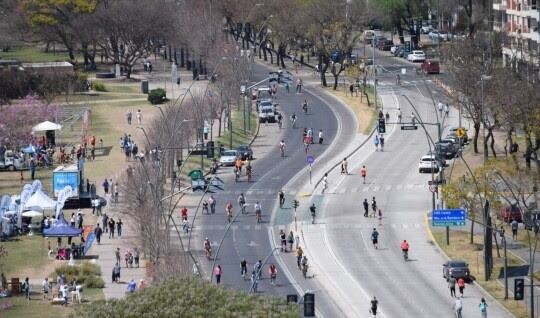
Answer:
127;279;137;293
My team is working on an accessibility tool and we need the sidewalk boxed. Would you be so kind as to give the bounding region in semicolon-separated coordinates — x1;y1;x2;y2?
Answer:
84;57;223;299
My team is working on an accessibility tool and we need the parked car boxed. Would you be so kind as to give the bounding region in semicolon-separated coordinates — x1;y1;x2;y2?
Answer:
426;151;447;167
372;36;387;48
443;260;470;280
435;142;458;160
429;30;448;41
500;204;522;223
420;60;440;74
390;45;402;54
418;154;440;173
0;150;24;171
394;47;406;58
363;30;381;44
377;40;394;51
421;25;434;34
407;50;426;62
219;150;238;166
236;144;253;160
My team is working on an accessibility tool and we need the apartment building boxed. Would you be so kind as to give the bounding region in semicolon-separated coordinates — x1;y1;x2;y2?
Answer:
493;0;539;74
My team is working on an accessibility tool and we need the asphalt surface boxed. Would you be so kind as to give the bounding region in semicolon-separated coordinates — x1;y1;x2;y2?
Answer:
182;61;359;297
270;46;514;317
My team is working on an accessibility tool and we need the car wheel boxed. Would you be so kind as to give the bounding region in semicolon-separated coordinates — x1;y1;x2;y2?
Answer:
8;165;14;171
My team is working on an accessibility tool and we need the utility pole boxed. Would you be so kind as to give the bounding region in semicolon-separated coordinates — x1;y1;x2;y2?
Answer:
373;40;378;110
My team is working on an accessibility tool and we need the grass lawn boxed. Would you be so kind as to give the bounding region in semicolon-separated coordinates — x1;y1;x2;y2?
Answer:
0;287;104;318
322;84;377;135
0;46;72;63
433;230;529;317
0;236;51;278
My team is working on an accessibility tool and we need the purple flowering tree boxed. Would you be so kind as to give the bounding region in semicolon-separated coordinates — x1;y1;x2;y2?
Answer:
0;95;63;149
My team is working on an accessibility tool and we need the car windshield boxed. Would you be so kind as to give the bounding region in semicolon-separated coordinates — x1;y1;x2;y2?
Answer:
262;108;273;113
449;261;467;267
222;151;237;157
421;157;435;162
237;146;248;151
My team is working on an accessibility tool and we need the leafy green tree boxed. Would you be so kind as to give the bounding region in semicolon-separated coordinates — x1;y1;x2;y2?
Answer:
73;278;300;318
21;0;98;61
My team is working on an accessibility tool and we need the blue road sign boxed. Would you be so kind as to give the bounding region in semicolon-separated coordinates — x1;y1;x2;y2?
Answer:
432;209;467;227
306;155;315;164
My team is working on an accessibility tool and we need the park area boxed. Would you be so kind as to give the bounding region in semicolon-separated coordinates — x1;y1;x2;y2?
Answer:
0;42;258;316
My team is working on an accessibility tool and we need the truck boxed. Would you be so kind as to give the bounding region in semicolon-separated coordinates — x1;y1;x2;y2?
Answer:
0;150;24;171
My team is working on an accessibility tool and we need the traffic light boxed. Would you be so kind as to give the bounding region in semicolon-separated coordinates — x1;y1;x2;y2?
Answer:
514;278;524;300
304;293;315;317
293;200;299;210
378;118;386;133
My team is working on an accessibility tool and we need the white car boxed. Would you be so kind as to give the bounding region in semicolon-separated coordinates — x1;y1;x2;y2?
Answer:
407;50;426;62
219;150;238;166
390;45;402;54
418;154;440;173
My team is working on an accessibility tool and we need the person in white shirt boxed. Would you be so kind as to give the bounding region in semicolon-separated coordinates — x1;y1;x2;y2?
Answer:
454;296;463;318
42;277;50;300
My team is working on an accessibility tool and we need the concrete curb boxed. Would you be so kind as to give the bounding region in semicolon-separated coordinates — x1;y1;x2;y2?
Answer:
423;212;516;318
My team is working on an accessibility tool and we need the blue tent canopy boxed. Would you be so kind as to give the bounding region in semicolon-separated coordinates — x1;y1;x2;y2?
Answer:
43;215;82;237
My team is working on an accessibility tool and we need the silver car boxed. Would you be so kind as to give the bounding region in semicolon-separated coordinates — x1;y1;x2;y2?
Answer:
219;150;238;166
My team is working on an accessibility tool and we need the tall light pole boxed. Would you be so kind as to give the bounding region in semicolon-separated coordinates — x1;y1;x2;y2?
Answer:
480;74;492;281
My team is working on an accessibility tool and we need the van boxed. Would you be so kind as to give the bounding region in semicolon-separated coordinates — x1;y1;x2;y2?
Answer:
363;30;381;44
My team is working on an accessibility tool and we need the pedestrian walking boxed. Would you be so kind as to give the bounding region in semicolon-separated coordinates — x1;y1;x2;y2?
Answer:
371;197;377;217
341;158;348;174
268;264;277;285
438;102;444;115
108;218;115;239
361;165;367;184
126;110;132;125
254;260;262;280
295;232;300;250
379;135;385;151
241;259;247;278
374;135;379;151
296;246;304;269
287;231;294;251
136;109;142;125
134;248;140;268
454;296;463;318
371;228;379;249
117;218;123;237
363;199;369;217
444;104;450;116
448;276;456;297
102;214;108;233
250;271;258;292
180;206;188;221
457;277;466;297
29;158;36;180
511;219;519;240
94;224;103;244
209;195;216;214
318;130;323;144
280;230;287;252
378;209;383;225
115;247;121;265
370;296;378;317
214;264;222;284
102;179;109;195
22;277;30;300
479;298;488;318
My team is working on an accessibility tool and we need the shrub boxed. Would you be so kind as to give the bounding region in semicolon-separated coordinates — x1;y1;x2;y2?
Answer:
148;88;166;105
53;262;104;289
91;81;107;92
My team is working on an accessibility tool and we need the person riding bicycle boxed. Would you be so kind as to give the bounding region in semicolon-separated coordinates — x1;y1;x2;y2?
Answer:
238;193;246;212
246;165;253;180
323;173;328;190
310;203;316;223
302;100;308;113
279;140;286;157
290;113;297;127
254;201;262;222
277;112;283;128
396;73;401;85
226;201;233;219
301;256;309;278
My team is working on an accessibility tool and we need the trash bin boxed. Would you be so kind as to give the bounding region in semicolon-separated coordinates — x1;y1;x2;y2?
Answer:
141;80;149;94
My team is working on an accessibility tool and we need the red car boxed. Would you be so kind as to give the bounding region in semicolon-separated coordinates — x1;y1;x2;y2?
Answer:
500;205;522;223
420;60;440;74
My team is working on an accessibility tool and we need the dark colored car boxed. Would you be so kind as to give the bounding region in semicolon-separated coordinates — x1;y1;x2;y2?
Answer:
394;47;406;58
443;260;470;280
420;60;440;74
435;142;458;159
500;204;522;223
377;40;394;51
236;144;253;160
372;36;386;48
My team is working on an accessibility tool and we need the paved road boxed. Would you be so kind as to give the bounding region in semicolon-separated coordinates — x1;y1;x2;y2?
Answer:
270;48;514;317
177;61;358;297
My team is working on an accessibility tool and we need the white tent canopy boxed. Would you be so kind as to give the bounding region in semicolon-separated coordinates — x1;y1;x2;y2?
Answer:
32;121;62;132
24;190;56;210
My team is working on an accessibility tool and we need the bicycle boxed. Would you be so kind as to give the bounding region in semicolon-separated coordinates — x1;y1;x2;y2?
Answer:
247;167;252;182
235;169;240;182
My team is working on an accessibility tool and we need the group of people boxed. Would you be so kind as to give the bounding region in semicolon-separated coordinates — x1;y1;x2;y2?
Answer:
119;134;139;161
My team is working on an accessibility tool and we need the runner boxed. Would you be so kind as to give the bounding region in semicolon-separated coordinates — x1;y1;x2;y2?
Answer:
360;165;367;184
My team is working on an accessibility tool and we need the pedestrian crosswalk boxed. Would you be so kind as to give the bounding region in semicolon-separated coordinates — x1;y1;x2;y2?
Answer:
183;183;429;198
178;222;423;232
